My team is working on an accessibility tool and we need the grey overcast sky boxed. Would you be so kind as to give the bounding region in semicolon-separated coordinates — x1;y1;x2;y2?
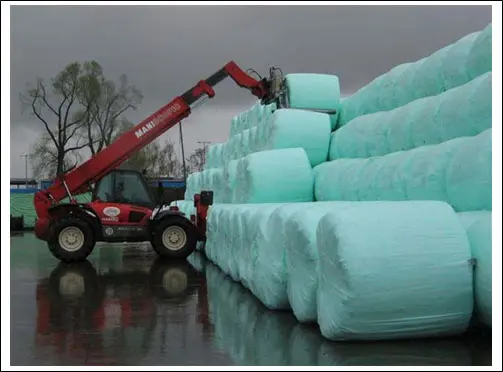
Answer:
9;4;492;178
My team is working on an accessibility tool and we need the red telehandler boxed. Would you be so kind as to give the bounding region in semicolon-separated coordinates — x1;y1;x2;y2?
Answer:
34;62;285;263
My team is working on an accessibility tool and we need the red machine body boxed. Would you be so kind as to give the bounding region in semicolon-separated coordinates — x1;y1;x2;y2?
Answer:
33;61;283;263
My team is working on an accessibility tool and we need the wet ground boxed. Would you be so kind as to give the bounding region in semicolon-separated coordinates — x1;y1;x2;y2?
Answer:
11;232;492;366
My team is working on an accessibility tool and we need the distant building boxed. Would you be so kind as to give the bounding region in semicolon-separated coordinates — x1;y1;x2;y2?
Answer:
148;176;185;189
10;178;38;193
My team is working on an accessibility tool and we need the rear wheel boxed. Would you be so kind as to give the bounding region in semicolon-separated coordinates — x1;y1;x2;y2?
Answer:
48;216;95;263
152;216;197;259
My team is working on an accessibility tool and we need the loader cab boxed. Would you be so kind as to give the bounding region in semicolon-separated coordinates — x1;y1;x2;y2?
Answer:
92;169;156;209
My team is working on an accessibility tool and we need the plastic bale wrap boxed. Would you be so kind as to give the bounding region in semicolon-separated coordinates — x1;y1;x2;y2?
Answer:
317;339;471;366
204;205;229;265
234;148;314;204
216;207;235;275
239;128;253;158
227;205;253;281
261;109;331;167
213;143;225;168
239;204;284;290
184;172;202;200
440;32;480;90
255;103;265;127
204;143;224;170
285;202;355;323
223;159;239;204
225;206;248;280
285;73;341;130
315;130;491;212
467;23;492;80
253;203;320;310
446;128;492;212
247;126;259;154
458;211;492;326
226;134;242;162
316;201;474;341
247;101;261;129
209;167;225;203
229;115;240;137
338;24;491;126
240;110;250;133
330;72;492;160
203;204;284;283
187;251;206;273
253;119;269;152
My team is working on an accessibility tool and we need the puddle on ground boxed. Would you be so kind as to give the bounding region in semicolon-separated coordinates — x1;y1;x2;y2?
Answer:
10;232;492;366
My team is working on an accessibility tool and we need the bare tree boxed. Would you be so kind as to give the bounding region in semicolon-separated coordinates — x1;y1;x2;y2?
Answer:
21;62;92;177
115;119;182;177
79;67;143;155
186;147;206;172
30;134;83;180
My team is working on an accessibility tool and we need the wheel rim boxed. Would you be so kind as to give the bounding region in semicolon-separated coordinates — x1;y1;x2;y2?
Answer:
58;226;85;252
162;226;187;251
59;272;85;297
162;268;188;295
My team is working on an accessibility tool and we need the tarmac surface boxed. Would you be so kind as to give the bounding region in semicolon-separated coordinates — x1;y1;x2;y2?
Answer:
10;232;492;366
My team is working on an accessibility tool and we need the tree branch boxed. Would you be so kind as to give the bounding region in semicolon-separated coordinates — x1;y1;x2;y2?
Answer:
65;141;92;153
31;95;59;150
38;81;59;117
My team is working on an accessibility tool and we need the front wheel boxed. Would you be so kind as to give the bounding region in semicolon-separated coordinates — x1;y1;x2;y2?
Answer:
151;216;197;259
48;216;96;263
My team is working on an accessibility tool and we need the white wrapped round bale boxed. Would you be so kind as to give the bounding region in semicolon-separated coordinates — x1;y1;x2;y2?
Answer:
234;148;315;204
315;129;492;212
285;202;354;323
229;115;240;137
262;109;331;167
239;128;253;158
285;73;341;130
467;23;492;81
458;211;492;327
228;204;262;282
184;172;202;200
446;128;492;212
338;24;491;126
330;72;492;160
316;201;473;341
204;143;224;170
240;204;284;290
252;203;319;310
209;167;225;203
205;204;239;266
223;159;238;204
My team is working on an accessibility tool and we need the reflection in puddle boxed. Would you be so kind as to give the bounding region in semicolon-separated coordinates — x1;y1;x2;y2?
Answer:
202;257;490;366
10;235;491;366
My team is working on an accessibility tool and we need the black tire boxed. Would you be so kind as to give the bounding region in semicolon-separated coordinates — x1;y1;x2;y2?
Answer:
149;257;197;300
151;216;197;259
48;216;96;263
